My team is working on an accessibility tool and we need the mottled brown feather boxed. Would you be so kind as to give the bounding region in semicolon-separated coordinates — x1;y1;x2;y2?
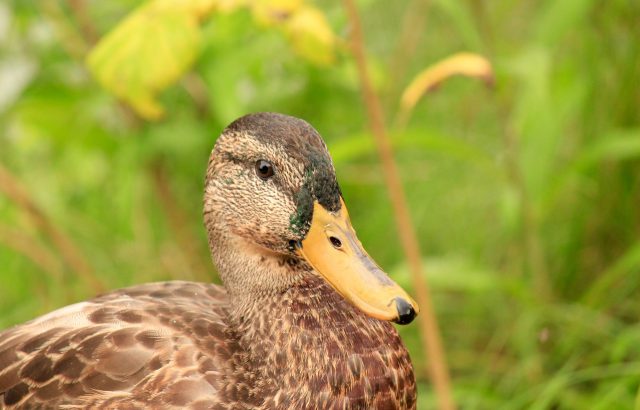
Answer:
0;279;416;409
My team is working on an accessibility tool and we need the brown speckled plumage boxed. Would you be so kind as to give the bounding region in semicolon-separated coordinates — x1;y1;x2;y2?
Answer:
0;113;417;409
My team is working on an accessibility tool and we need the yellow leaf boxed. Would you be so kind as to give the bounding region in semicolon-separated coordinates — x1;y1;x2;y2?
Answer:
400;52;493;114
284;5;336;65
86;0;203;120
251;0;302;26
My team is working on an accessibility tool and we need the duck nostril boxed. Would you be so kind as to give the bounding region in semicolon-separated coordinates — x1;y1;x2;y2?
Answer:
329;236;342;249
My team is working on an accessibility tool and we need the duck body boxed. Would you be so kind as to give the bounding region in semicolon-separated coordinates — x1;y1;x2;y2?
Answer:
0;279;415;409
0;113;418;409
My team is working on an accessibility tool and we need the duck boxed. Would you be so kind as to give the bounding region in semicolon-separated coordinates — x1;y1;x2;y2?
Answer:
0;112;419;409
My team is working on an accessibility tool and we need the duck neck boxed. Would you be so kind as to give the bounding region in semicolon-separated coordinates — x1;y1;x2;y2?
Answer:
209;227;416;408
227;273;417;409
207;225;308;315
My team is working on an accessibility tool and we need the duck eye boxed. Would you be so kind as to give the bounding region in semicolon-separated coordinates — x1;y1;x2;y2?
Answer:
255;159;274;180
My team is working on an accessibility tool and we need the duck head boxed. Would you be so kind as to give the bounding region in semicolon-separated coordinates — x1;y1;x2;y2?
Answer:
204;113;418;325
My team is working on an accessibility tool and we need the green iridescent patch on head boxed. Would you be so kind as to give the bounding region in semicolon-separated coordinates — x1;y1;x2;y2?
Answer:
308;154;341;213
288;152;341;237
289;168;314;236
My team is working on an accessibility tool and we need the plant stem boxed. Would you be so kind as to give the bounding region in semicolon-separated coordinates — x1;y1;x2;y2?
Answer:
149;159;212;283
499;102;552;302
0;163;106;295
385;0;431;113
68;0;99;45
41;0;87;60
342;1;455;409
0;224;65;283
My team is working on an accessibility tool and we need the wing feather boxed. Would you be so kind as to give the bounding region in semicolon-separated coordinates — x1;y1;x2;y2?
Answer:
0;281;230;409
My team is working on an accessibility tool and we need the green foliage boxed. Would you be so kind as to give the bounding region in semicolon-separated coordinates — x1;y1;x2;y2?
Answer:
1;0;639;408
86;0;209;119
86;0;336;119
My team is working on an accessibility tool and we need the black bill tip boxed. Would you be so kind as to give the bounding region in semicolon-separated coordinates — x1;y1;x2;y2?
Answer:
393;297;417;325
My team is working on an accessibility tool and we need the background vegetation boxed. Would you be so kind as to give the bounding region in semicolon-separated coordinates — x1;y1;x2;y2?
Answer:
1;0;639;408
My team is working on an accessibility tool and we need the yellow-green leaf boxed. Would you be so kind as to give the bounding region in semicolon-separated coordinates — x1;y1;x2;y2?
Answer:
400;52;493;115
283;5;336;65
86;0;203;120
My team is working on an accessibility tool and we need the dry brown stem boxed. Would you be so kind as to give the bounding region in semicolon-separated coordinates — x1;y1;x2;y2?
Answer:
498;102;552;302
385;0;431;108
149;160;212;282
0;223;72;306
182;73;211;118
67;0;99;45
342;1;456;409
0;224;64;282
41;0;87;60
0;163;106;294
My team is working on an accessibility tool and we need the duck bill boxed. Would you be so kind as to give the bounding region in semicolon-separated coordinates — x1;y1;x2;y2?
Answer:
296;199;419;324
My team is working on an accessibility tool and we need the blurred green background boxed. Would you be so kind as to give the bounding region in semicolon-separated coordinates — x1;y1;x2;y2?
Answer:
1;0;639;408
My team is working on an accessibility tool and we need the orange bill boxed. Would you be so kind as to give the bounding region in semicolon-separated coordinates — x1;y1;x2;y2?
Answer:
296;199;419;324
